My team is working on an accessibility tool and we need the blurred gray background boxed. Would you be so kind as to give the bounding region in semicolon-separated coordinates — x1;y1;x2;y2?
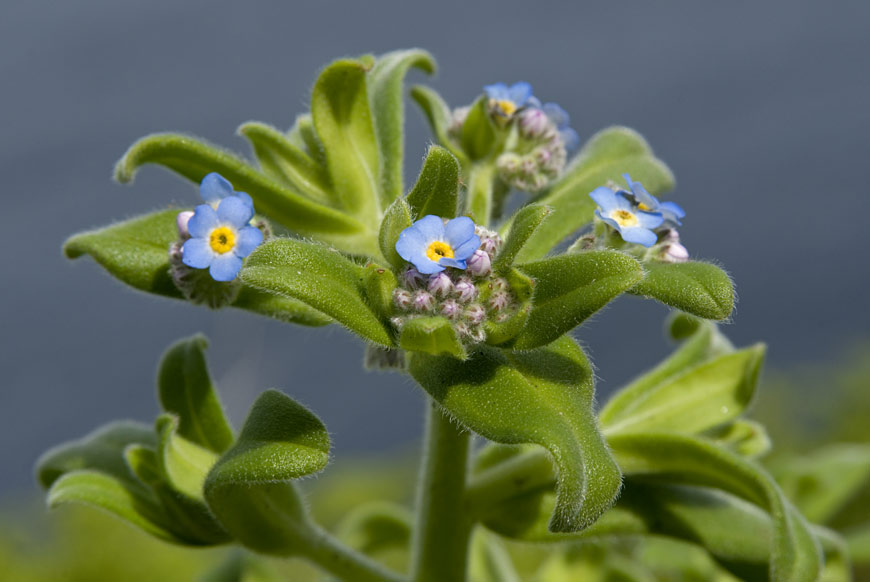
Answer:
2;0;868;496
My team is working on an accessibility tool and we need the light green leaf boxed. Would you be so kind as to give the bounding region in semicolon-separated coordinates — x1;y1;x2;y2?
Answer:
379;198;414;271
409;336;621;533
460;97;497;161
334;502;412;576
241;238;393;346
513;250;643;349
400;316;466;359
288;114;326;166
601;345;765;436
36;421;156;490
155;415;218;502
468;529;520;582
64;210;331;326
157;335;234;454
311;58;381;221
204;390;329;555
609;432;823;582
410;85;468;165
237;121;332;203
845;523;870;563
466;162;499;227
706;419;771;459
510;126;675;263
632;261;735;320
364;263;398;320
113;134;370;250
368;49;436;204
199;550;284;582
493;203;552;272
406;145;460;219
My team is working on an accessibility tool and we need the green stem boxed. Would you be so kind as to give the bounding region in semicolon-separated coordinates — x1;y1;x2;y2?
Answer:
466;162;497;227
298;524;408;582
411;400;473;582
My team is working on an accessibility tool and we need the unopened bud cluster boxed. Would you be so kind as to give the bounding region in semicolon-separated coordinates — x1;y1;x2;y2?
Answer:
496;107;570;192
390;227;521;345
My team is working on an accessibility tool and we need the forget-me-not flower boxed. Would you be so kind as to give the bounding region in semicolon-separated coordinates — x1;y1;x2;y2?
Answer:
181;174;263;281
590;187;664;247
483;82;540;118
621;173;685;227
395;216;481;275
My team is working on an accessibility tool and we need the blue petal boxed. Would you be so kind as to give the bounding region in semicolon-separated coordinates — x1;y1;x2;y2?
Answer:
412;215;446;242
200;172;234;205
209;253;243;282
483;83;509;100
561;128;580;151
620;227;658;247
526;96;542;109
217;196;255;227
508;82;533;105
416;257;445;274
660;201;685;220
234;226;263;257
452;235;481;261
444;216;476;247
182;237;215;269
395;226;427;262
542;102;570;128
187;204;219;238
590;187;621;212
439;258;467;269
636;211;665;230
235;191;254;209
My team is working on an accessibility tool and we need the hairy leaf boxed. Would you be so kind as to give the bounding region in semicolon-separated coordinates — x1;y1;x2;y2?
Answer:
460;97;497;161
400;316;466;359
379;198;414;271
632;261;734;320
155;415;218;502
410;84;468;165
406;145;460;219
493;204;552;272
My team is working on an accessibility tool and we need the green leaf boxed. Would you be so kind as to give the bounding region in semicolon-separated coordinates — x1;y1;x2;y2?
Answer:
599;321;733;426
47;470;180;543
64;210;331;326
409;336;621;532
241;238;393;346
288;114;326;166
379;198;413;271
36;421;156;490
513;250;643;350
406;145;460;219
600;345;765;436
199;550;284;582
410;85;468;165
609;432;823;582
157;335;234;454
204;390;329;555
364;263;399;320
400;316;466;359
706;419;771;459
468;529;521;582
460;97;497;161
510;126;675;263
155;415;218;502
237;121;332;203
632;261;734;320
334;502;412;575
466;162;499;226
493;204;552;272
311;58;381;221
368;49;437;204
113;134;371;252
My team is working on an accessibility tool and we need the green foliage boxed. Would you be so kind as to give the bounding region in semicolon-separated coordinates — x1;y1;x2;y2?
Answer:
406;145;460;219
409;336;621;533
399;316;467;359
410;84;468;164
493;203;552;272
379;198;414;271
241;238;393;346
334;502;412;575
459;97;497;161
513;250;643;349
632;260;735;320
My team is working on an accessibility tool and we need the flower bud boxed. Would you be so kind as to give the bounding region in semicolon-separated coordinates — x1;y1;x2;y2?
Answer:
453;277;478;303
448;106;470;140
402;267;426;290
479;235;502;256
427;272;454;298
465;304;486;324
491;277;509;292
469;327;487;343
518;107;549;138
488;291;511;313
467;250;492;278
440;299;462;320
412;290;435;312
393;289;413;310
660;242;690;263
176;211;195;240
390;316;406;331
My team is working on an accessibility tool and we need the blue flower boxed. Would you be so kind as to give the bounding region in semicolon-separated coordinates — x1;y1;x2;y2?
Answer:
542;103;580;151
621;173;685;227
395;216;481;275
182;175;263;281
590;187;664;247
483;82;540;118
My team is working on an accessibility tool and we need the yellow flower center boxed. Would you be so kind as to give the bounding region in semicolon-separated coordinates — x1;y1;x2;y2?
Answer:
426;241;455;262
638;202;652;211
495;99;517;117
610;209;638;227
209;226;236;254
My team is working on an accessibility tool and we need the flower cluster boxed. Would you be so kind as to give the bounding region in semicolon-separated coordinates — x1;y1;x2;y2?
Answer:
392;218;519;344
589;174;689;261
169;173;266;307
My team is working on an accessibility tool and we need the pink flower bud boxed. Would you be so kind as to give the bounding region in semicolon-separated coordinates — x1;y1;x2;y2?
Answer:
393;289;412;310
412;290;435;312
402;267;426;289
480;236;501;256
465;304;486;324
453;277;478;303
427;272;454;298
390;316;406;330
488;291;511;312
467;250;492;278
176;211;195;240
440;299;462;320
660;242;690;263
518;108;549;138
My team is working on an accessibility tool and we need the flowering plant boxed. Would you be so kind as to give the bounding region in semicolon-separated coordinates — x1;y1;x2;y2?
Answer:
37;50;858;581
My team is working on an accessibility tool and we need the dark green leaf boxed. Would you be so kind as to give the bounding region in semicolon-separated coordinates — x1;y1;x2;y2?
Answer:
113;133;371;252
514;250;643;349
368;49;437;205
237;121;332;203
364;264;398;321
493;204;552;272
510;126;675;263
400;316;466;359
600;345;765;436
241;238;393;346
157;335;234;454
410;85;468;165
632;261;734;320
379;198;413;271
460;97;497;161
311;58;381;221
406;145;460;219
409;336;621;532
232;287;332;327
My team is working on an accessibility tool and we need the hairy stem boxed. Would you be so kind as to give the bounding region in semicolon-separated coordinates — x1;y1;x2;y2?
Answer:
411;401;473;582
298;524;408;582
466;162;497;227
